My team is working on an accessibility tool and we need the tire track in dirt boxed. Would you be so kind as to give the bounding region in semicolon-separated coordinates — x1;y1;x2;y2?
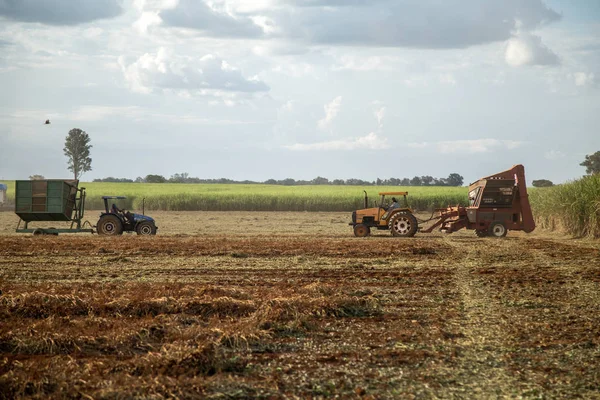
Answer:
438;237;540;397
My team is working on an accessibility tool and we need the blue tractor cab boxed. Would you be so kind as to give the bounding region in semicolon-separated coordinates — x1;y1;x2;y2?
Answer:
97;196;158;235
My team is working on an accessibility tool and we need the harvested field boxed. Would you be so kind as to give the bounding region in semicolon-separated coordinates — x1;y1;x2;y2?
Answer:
0;211;599;398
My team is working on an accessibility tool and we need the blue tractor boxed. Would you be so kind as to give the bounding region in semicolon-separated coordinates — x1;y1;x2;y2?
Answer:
96;196;158;236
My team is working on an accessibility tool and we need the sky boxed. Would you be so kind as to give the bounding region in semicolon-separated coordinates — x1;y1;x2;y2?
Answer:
0;0;599;184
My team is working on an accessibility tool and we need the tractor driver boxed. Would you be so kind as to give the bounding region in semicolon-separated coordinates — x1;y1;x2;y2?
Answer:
388;197;399;211
111;203;135;225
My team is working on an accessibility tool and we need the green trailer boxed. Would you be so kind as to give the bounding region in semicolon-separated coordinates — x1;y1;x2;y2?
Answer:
15;179;94;235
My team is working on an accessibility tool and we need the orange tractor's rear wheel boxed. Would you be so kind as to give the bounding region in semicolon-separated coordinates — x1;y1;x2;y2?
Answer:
389;212;418;237
353;224;371;237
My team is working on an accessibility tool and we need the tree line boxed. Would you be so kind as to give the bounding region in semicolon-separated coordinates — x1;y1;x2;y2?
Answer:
93;172;465;186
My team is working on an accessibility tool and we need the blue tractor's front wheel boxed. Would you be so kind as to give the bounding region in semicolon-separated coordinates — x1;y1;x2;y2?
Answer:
136;220;157;236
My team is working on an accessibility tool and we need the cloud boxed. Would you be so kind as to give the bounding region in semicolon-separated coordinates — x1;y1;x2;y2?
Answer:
252;42;310;57
118;48;269;95
0;0;122;25
375;107;385;129
318;96;342;131
505;32;559;67
139;0;560;51
544;150;565;160
285;132;389;151
332;55;398;71
159;0;263;37
271;62;314;77
407;139;525;154
133;11;162;34
275;0;560;49
572;72;595;87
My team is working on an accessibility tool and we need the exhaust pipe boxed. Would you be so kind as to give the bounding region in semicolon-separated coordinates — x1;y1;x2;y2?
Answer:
363;190;368;209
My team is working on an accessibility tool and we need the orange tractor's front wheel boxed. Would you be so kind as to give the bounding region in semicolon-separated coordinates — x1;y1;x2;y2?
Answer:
388;212;418;237
353;224;371;237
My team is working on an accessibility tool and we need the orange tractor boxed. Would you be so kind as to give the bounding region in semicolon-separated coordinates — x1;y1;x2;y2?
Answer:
351;165;535;238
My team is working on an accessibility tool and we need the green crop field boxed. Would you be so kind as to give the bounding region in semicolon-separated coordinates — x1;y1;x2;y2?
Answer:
530;174;600;238
2;181;468;211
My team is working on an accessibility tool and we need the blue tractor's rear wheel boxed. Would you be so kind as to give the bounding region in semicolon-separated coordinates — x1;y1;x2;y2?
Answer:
97;215;123;235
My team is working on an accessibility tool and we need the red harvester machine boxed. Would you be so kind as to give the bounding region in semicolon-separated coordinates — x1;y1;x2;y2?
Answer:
420;164;536;237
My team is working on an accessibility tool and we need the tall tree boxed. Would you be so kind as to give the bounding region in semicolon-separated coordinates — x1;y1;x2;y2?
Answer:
446;173;464;186
580;151;600;175
64;128;92;180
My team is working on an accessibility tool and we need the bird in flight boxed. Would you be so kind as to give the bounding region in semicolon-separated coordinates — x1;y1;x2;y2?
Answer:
44;119;50;125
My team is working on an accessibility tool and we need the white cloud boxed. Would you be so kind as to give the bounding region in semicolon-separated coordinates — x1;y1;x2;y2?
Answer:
318;96;342;131
285;132;390;151
217;0;278;14
505;32;559;67
252;41;310;56
545;150;566;160
572;72;595;87
271;63;314;77
332;55;397;71
118;48;269;95
406;139;525;154
405;142;430;149
133;0;178;12
133;12;162;34
0;0;123;25
276;0;560;49
375;107;386;129
159;0;263;37
403;76;429;87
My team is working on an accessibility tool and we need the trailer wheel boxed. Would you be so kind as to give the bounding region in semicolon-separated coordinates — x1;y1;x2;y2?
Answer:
475;230;488;238
353;224;370;237
488;222;507;238
33;228;45;236
136;221;157;236
389;212;418;237
97;215;123;236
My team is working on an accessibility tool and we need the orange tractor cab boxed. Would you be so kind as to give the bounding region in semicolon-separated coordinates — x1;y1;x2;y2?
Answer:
351;191;418;237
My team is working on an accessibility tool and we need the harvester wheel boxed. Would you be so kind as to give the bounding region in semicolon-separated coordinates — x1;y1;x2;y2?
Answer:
353;224;370;237
97;215;123;236
475;230;488;238
389;212;418;237
136;221;157;236
488;222;507;238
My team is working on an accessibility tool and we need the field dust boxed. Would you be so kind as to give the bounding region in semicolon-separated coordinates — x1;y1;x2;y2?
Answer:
0;211;599;398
